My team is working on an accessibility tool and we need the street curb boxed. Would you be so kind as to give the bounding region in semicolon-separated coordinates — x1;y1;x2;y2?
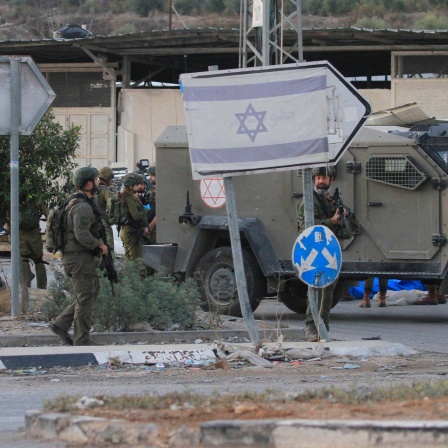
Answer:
201;419;448;447
25;411;448;447
0;327;305;348
25;410;159;446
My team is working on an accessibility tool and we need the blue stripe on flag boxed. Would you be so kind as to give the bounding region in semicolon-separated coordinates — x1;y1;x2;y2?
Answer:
183;76;326;102
190;138;328;164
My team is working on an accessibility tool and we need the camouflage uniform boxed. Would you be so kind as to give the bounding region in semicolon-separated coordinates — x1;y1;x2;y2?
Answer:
18;199;49;289
53;176;104;346
120;192;149;261
146;184;156;243
97;167;115;254
297;191;339;331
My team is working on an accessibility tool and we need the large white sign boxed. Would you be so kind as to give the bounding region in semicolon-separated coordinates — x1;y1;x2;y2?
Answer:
0;56;56;135
180;61;371;180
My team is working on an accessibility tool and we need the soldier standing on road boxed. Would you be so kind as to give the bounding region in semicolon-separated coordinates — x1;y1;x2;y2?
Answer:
297;166;358;342
50;167;108;346
97;166;115;255
119;172;150;261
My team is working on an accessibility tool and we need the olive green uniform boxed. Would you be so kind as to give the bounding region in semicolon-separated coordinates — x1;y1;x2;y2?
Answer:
297;191;342;330
97;181;115;253
18;200;49;289
120;194;149;261
146;185;156;243
53;194;103;346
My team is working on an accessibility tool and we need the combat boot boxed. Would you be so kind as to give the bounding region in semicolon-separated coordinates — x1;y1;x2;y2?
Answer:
378;291;387;307
358;291;371;308
438;295;447;304
305;322;319;342
414;286;438;305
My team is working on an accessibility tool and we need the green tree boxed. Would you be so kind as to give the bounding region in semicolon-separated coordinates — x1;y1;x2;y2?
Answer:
204;0;225;13
414;12;448;29
126;0;165;16
0;110;80;227
223;0;240;16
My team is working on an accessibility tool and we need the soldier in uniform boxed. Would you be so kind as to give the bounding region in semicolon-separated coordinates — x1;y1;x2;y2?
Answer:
97;166;115;255
297;166;358;342
50;167;108;346
146;166;157;244
18;196;49;289
119;172;150;261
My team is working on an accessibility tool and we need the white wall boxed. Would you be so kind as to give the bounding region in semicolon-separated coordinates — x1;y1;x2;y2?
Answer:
393;79;448;119
117;89;186;170
359;89;391;113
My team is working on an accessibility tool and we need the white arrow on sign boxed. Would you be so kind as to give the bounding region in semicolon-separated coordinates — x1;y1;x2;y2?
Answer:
180;61;371;179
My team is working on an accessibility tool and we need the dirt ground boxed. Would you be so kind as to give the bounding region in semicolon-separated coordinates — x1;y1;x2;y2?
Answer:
29;351;448;447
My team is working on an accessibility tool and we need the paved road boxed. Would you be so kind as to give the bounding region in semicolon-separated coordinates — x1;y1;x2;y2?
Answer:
255;298;448;353
1;286;447;446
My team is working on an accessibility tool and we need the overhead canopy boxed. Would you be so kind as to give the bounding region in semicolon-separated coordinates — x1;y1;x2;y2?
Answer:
1;27;448;85
365;103;435;126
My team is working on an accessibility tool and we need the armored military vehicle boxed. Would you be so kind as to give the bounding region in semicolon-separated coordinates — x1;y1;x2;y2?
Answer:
142;121;448;316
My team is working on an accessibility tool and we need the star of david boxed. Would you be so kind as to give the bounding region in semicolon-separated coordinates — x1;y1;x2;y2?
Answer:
202;178;226;207
235;103;268;142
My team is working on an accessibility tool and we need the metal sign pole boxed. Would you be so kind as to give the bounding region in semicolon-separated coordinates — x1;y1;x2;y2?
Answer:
302;168;330;341
223;177;261;350
10;58;21;317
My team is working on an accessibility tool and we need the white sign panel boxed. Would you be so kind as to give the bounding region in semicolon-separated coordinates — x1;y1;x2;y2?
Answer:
180;61;371;180
0;56;56;135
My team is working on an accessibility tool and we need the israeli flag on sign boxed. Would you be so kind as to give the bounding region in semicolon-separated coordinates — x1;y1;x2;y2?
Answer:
179;61;370;179
292;225;342;288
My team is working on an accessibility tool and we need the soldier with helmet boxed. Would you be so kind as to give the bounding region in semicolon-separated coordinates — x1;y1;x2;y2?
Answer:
297;165;358;342
118;172;150;261
97;166;115;255
50;167;108;346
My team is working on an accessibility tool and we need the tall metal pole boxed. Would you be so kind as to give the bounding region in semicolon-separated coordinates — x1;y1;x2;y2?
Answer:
224;178;261;349
10;58;21;317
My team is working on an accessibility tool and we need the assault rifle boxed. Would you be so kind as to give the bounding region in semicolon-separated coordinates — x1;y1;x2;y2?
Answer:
122;219;152;245
99;225;119;296
333;187;351;239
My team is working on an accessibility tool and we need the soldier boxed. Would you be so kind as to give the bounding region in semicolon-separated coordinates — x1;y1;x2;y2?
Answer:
18;195;49;289
359;277;388;308
50;167;108;346
297;166;358;342
97;166;115;255
119;172;150;261
145;166;156;244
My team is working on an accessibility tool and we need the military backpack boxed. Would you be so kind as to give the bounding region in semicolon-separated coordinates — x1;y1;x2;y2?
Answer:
45;193;88;253
19;204;41;231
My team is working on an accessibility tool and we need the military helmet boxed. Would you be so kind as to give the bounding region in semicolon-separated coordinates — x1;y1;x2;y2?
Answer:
138;174;149;184
311;166;336;178
99;166;114;181
148;166;156;176
122;172;142;187
73;167;99;187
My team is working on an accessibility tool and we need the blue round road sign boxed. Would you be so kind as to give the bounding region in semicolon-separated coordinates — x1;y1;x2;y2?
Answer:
292;225;342;288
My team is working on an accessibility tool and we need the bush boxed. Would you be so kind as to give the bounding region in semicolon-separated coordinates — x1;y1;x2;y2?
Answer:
413;12;448;29
93;259;201;332
354;16;388;28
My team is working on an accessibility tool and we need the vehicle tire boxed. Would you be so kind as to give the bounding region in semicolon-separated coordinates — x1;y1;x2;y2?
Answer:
194;247;266;317
279;279;342;314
